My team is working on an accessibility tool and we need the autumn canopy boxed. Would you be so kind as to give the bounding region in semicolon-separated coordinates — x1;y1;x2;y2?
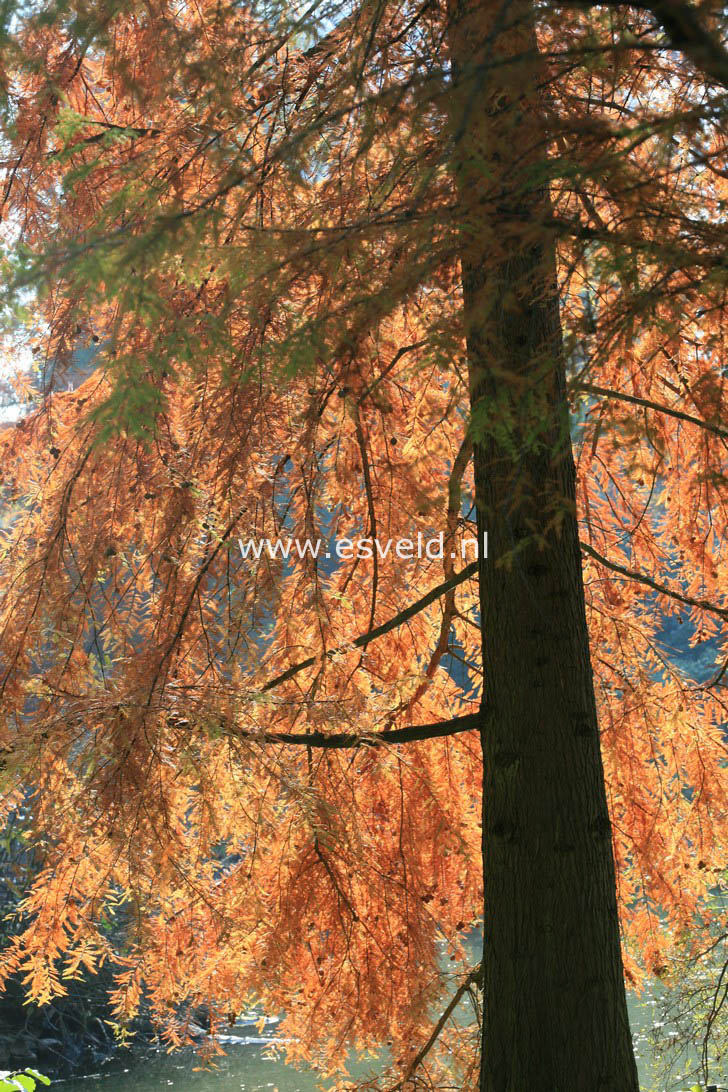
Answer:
0;0;726;1088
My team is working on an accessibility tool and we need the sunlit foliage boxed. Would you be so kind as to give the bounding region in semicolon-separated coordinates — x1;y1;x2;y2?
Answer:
0;0;725;1085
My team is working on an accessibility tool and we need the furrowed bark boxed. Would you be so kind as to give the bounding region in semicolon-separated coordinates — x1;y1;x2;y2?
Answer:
446;1;640;1088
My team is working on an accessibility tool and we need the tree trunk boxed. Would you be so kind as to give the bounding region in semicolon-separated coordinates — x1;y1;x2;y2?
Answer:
446;2;640;1089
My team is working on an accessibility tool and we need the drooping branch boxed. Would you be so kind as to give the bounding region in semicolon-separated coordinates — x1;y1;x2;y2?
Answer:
353;405;379;651
582;542;728;620
396;435;474;719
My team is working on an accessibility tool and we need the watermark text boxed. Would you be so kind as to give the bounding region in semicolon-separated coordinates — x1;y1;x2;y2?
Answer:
237;532;488;563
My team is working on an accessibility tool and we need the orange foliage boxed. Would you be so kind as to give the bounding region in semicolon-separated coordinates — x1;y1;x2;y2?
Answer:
0;0;725;1085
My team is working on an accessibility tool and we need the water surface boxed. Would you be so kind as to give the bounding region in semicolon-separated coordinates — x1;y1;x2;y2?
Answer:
52;990;700;1092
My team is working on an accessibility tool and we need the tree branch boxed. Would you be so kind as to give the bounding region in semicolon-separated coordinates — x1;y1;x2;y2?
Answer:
262;561;479;692
233;711;481;748
389;963;483;1092
574;382;728;440
581;542;728;620
561;0;728;89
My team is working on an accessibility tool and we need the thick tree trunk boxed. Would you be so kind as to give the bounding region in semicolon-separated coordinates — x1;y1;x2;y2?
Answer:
446;2;640;1089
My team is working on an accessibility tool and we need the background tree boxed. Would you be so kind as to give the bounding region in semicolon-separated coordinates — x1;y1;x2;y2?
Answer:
0;0;726;1089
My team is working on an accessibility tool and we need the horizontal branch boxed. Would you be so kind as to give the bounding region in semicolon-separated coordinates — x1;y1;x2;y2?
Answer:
582;542;728;620
574;382;728;440
262;560;478;692
234;712;481;748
